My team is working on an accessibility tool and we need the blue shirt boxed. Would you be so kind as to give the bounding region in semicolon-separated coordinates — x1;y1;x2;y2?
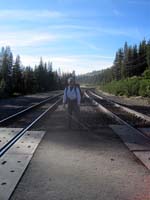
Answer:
63;86;81;105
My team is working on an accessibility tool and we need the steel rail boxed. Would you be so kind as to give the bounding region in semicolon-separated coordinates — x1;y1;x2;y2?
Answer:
90;90;150;123
88;90;104;100
0;93;63;124
0;97;62;157
85;91;150;141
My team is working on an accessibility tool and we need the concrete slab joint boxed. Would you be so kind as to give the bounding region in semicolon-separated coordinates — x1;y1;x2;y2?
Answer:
110;125;150;170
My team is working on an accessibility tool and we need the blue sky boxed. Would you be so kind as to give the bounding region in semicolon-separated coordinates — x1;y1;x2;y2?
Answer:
0;0;150;74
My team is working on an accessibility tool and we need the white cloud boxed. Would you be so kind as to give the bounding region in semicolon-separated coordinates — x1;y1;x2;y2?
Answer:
48;24;91;31
113;9;123;17
20;54;113;74
0;9;141;39
52;56;113;74
48;24;142;39
96;27;142;39
0;31;57;47
0;9;63;21
128;0;150;5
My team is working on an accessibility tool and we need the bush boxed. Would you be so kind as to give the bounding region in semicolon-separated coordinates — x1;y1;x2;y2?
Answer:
139;79;150;97
125;78;140;97
143;69;150;79
99;76;150;97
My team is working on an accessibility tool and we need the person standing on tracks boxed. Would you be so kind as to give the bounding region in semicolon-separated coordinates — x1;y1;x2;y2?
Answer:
63;77;81;128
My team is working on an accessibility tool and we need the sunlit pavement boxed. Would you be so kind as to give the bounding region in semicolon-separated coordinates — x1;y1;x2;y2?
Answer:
10;105;150;200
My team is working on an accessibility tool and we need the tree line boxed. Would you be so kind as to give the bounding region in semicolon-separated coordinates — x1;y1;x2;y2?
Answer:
78;39;150;85
0;46;70;98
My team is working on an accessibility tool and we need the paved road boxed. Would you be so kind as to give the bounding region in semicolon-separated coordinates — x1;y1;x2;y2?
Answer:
11;105;150;200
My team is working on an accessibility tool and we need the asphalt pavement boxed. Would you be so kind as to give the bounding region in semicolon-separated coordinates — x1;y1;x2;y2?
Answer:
10;105;150;200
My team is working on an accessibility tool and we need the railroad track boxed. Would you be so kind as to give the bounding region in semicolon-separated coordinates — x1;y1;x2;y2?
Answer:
0;93;62;157
85;90;150;139
93;90;150;116
0;92;63;124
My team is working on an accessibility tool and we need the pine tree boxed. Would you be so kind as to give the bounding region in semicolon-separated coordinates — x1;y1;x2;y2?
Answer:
23;66;36;93
131;44;138;76
123;42;128;78
126;46;133;77
113;48;123;80
0;46;13;96
146;40;150;70
137;39;147;75
12;55;23;94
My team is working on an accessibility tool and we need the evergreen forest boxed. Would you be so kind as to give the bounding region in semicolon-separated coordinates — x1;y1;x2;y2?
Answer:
0;46;70;98
78;39;150;97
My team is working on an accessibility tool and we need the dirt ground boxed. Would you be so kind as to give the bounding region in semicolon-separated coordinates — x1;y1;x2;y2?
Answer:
97;89;150;107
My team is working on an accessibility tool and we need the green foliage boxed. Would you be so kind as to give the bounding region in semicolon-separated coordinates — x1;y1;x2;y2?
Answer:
23;67;36;94
12;55;23;94
78;38;150;86
0;79;7;97
0;46;13;96
0;46;66;98
143;69;150;79
139;79;150;97
100;76;150;97
146;40;150;69
77;38;150;98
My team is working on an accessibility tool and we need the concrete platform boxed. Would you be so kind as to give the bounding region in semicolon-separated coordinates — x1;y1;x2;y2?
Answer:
0;128;45;200
134;151;150;170
110;125;150;170
10;105;150;200
139;128;150;137
110;125;150;151
0;128;23;148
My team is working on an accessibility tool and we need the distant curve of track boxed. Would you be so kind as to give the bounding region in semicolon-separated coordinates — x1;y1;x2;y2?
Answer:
86;89;150;139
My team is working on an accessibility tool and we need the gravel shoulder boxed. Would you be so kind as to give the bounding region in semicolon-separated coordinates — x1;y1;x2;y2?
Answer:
96;89;150;107
0;91;62;120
